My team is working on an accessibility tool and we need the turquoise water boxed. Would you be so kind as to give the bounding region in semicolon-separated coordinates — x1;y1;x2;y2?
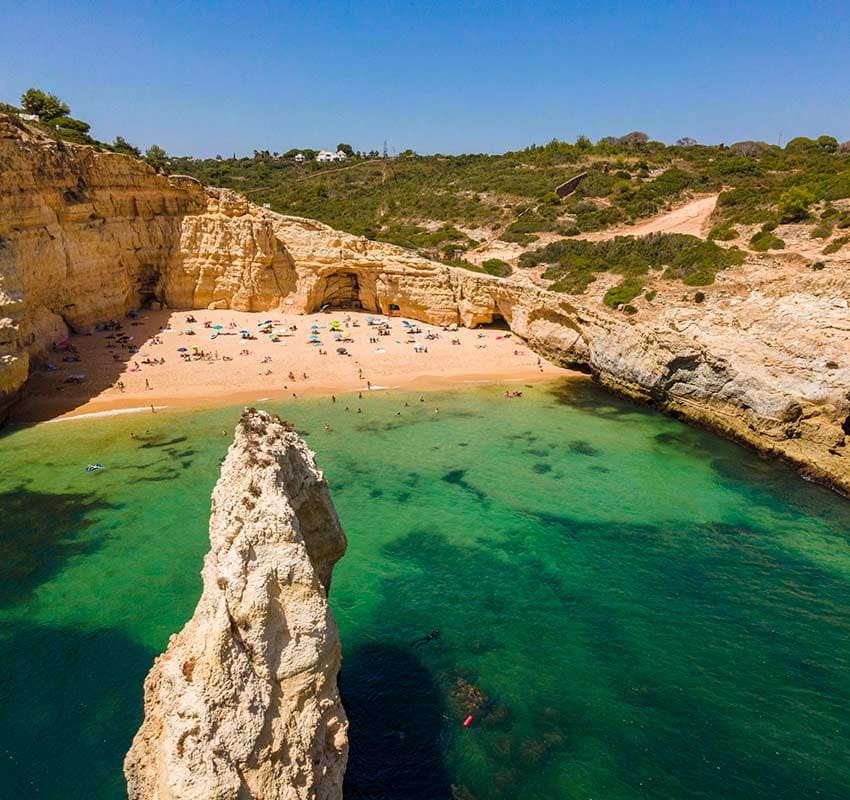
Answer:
1;379;849;799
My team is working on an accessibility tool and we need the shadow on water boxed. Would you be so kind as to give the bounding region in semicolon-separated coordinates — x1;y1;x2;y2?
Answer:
441;469;488;503
341;641;452;800
0;485;110;608
547;379;643;418
365;516;850;799
0;622;153;799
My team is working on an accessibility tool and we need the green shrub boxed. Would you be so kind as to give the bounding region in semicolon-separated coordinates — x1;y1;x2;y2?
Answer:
778;186;815;223
810;221;833;240
481;258;512;277
749;230;785;251
499;230;538;245
810;261;826;270
823;235;850;254
644;289;657;301
51;116;90;133
603;277;644;308
694;291;706;303
623;304;638;315
708;223;738;241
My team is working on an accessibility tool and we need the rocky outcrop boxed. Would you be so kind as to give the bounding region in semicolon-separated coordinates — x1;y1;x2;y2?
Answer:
1;115;847;494
125;408;348;800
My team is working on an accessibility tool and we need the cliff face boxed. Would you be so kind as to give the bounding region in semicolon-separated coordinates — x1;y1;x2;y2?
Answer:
1;115;847;493
0;116;300;415
125;408;348;800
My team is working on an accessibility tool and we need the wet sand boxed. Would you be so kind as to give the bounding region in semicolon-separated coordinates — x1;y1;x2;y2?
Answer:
12;309;571;422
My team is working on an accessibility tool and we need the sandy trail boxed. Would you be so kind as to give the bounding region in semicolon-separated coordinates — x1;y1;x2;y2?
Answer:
13;309;570;422
579;194;718;241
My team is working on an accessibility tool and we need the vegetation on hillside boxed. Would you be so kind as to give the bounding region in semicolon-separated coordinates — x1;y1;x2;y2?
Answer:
163;132;850;264
1;88;168;172
3;89;849;309
518;234;746;304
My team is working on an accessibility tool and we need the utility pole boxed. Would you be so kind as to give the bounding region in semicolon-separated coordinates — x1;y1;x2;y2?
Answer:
778;131;783;148
382;140;388;159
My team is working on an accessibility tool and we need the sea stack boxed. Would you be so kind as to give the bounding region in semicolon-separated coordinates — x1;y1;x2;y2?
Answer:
125;408;348;800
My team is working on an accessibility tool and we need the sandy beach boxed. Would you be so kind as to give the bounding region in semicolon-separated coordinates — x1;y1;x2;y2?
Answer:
12;309;571;422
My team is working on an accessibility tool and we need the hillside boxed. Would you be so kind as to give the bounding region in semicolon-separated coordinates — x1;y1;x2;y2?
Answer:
167;134;850;264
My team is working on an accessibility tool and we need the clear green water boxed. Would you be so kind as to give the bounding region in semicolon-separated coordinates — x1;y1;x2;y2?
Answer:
1;380;849;799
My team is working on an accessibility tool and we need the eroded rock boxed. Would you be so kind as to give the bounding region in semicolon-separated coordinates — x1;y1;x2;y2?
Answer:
124;408;348;800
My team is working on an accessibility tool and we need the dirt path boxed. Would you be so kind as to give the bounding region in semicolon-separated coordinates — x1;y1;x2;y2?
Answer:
579;194;719;241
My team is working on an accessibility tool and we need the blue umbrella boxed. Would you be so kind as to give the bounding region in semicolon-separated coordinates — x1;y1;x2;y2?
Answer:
177;347;188;352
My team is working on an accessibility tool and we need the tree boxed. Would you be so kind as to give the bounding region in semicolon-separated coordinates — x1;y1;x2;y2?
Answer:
785;136;818;154
20;88;70;121
619;131;649;146
817;135;838;153
676;137;697;147
777;186;814;223
145;144;168;173
336;142;354;156
575;134;592;151
113;136;141;157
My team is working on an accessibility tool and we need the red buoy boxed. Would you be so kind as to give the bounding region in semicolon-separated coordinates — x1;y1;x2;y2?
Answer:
463;715;473;728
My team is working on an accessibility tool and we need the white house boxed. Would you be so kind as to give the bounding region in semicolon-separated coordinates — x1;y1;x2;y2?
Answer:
19;113;39;122
293;153;305;163
316;149;348;163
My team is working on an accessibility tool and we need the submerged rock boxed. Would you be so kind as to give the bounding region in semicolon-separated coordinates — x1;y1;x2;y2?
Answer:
125;408;348;800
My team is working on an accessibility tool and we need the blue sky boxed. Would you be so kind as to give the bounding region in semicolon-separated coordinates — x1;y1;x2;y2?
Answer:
1;0;848;157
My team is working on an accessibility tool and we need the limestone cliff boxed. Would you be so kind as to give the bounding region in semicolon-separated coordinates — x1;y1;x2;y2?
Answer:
125;408;348;800
1;114;847;494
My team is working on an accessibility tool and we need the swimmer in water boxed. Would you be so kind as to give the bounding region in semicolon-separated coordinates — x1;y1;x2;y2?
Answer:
411;629;441;647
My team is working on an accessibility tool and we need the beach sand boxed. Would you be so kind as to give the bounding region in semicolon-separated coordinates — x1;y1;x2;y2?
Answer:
12;309;572;422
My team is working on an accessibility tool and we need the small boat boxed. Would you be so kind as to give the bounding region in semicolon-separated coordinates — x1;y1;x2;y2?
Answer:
85;463;103;473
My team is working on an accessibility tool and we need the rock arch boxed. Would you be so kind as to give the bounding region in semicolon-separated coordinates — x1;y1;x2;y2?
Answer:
311;270;379;313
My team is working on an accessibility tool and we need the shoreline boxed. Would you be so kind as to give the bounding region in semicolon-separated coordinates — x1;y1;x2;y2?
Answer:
21;370;571;424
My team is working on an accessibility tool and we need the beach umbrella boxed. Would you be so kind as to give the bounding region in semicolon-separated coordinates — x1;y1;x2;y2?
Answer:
212;325;223;330
310;324;320;329
177;347;188;352
239;329;249;334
